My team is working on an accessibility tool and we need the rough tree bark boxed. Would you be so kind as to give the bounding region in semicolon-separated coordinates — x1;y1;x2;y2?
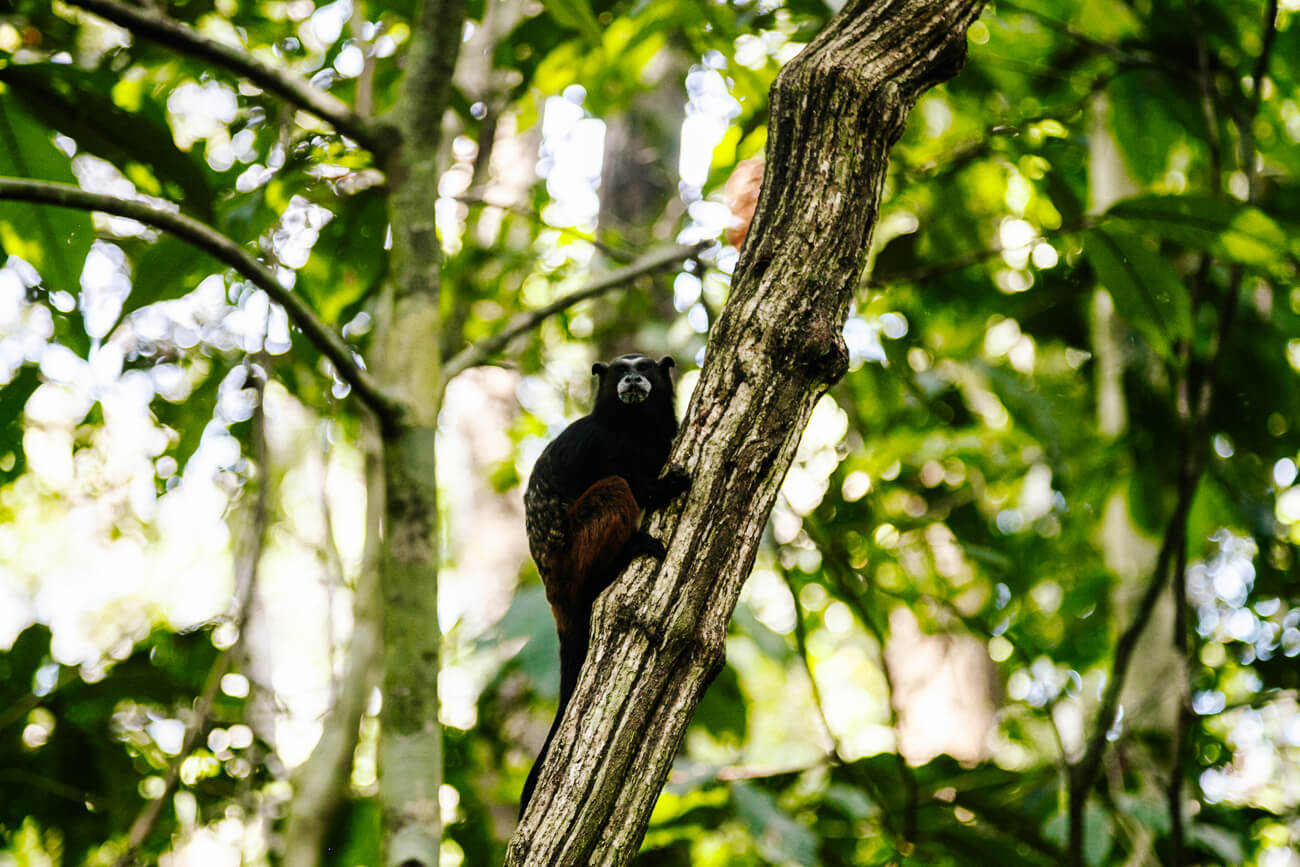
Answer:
508;0;985;863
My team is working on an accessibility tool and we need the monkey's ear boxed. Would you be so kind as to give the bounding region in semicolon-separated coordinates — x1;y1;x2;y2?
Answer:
658;356;675;372
592;362;609;377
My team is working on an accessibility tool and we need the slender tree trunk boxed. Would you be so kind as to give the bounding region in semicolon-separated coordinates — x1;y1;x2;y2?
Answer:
508;1;985;863
371;0;467;864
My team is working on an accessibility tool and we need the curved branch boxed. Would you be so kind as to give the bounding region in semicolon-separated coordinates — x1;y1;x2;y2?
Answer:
64;0;396;156
441;241;708;382
0;178;404;425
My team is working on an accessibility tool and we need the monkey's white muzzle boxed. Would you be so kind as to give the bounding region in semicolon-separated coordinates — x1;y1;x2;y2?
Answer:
617;375;651;404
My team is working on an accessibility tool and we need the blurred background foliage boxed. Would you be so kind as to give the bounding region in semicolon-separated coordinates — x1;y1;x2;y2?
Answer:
0;0;1298;864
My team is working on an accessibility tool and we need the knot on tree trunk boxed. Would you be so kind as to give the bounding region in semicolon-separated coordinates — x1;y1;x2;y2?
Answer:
603;577;672;650
778;315;850;386
684;618;729;678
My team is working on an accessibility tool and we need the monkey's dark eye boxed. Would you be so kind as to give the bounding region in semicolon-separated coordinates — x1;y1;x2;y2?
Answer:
637;360;652;372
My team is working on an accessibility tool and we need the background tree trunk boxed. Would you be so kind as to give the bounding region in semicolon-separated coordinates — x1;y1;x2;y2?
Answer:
372;0;468;863
508;0;986;862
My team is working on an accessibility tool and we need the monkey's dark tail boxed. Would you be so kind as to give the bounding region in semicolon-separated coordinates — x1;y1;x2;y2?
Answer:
519;629;588;818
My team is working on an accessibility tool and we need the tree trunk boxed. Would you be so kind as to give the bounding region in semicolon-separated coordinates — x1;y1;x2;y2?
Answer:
372;0;467;864
508;0;985;862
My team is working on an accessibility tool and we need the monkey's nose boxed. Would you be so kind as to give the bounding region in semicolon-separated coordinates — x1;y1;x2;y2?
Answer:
617;376;651;403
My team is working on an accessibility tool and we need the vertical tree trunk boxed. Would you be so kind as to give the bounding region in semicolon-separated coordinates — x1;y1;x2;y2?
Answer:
508;1;985;863
372;0;467;864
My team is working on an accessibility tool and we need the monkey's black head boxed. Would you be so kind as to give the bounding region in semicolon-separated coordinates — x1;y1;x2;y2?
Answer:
591;353;676;421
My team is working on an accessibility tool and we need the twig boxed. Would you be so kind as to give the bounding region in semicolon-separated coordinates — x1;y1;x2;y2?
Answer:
0;178;404;426
64;0;395;156
1066;408;1196;866
1194;35;1224;197
455;192;633;262
781;564;913;847
995;1;1163;70
904;73;1113;179
282;422;385;867
1167;534;1191;867
1162;11;1276;860
783;570;852;759
441;241;708;381
804;520;920;842
113;365;272;867
1240;0;1279;200
864;218;1094;289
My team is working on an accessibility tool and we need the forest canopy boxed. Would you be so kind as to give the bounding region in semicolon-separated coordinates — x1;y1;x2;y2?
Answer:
1;0;1298;865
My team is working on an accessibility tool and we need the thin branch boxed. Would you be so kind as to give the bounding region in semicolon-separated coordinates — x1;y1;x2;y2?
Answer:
283;421;385;867
1066;414;1197;866
113;366;271;867
781;565;910;848
995;1;1164;70
864;218;1094;290
783;570;854;759
1068;127;1263;867
441;241;708;381
1164;10;1276;858
455;192;634;262
1167;534;1191;867
1241;0;1280;200
1194;35;1224;197
64;0;395;156
806;521;920;841
0;178;404;426
1247;1;1280;121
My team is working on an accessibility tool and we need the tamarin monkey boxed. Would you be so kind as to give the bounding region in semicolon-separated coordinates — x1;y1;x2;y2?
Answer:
520;353;690;815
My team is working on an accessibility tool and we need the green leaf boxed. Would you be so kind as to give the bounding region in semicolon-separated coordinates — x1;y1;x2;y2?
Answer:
0;365;40;484
1108;195;1289;268
122;235;223;322
324;798;383;867
0;623;53;701
1042;802;1113;866
1189;823;1246;865
1186;476;1238;554
493;585;561;693
0;96;95;294
1107;70;1201;186
1084;227;1191;359
0;64;214;220
541;0;603;44
299;189;388;325
691;663;746;742
1114;792;1170;835
731;781;820;866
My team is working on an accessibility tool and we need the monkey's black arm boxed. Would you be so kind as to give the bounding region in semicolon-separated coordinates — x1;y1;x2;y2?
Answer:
638;465;691;511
